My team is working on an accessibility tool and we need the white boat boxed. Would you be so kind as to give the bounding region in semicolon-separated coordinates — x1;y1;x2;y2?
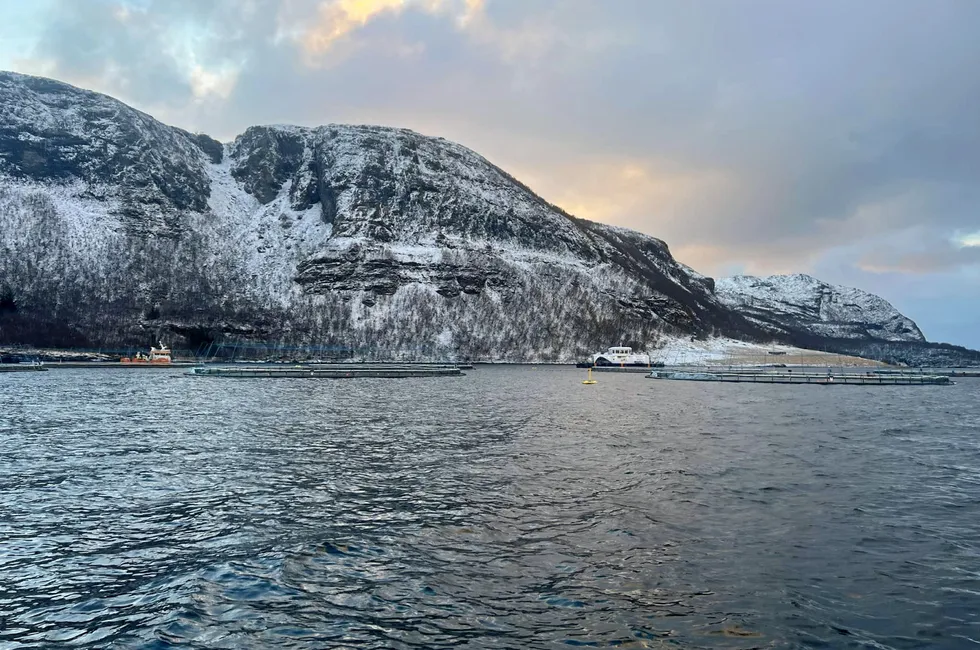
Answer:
591;346;651;367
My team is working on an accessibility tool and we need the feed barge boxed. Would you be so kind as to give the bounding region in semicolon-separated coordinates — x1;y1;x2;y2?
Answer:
189;364;464;379
647;369;952;386
580;346;663;373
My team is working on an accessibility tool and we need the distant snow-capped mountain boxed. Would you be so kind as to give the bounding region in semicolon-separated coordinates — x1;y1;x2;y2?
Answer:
714;274;925;342
1;71;976;365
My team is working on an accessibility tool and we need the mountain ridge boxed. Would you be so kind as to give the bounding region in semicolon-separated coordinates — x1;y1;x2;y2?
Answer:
1;70;976;366
715;273;926;342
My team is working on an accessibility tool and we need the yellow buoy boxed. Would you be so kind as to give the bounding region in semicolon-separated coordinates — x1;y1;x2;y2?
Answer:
582;367;597;385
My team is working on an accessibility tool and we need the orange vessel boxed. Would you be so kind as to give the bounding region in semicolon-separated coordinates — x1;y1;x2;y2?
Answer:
121;342;172;364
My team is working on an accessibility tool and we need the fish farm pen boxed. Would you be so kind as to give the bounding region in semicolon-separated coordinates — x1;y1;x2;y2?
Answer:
591;366;657;373
0;364;48;372
189;364;465;379
646;369;952;385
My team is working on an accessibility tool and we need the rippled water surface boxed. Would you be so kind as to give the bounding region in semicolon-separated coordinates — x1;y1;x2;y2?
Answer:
2;367;980;648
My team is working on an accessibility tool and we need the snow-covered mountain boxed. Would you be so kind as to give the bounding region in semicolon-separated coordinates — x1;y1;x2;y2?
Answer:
0;71;975;365
715;274;925;342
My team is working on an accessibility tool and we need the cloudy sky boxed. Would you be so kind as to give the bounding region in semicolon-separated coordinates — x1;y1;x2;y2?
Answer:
1;0;978;347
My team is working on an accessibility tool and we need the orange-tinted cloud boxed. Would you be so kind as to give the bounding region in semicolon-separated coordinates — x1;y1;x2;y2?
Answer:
511;157;734;229
302;0;407;55
299;0;484;58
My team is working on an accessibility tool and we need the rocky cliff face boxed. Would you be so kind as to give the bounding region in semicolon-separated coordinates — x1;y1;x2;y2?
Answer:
0;72;217;233
0;71;973;364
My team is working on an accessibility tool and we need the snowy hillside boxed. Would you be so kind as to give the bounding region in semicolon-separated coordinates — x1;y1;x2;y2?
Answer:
715;274;925;342
1;71;972;365
0;71;744;360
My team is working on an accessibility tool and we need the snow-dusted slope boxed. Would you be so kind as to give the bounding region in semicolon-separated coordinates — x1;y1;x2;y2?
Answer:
0;71;216;233
0;71;743;359
1;71;967;364
715;274;925;342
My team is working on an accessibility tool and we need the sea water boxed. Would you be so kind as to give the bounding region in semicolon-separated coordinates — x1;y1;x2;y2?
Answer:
2;367;979;648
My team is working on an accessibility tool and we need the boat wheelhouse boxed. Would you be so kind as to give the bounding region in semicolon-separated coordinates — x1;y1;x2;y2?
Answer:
121;342;172;364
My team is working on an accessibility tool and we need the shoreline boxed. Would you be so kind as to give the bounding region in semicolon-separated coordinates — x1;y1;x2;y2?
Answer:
3;339;979;369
